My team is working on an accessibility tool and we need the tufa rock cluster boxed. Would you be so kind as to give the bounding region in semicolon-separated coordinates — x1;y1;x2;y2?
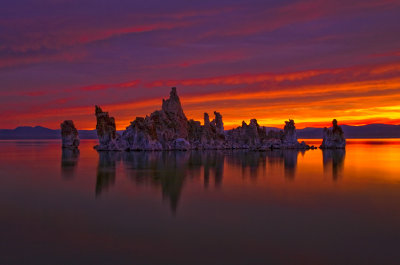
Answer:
93;87;335;151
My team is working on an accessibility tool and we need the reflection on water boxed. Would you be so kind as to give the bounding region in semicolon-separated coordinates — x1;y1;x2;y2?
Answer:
94;149;308;211
2;139;400;265
96;151;226;212
323;149;346;180
225;150;301;180
201;151;224;188
61;148;79;179
122;152;190;212
96;151;119;195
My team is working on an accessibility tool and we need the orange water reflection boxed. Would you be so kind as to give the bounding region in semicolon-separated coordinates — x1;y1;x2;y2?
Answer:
1;139;400;264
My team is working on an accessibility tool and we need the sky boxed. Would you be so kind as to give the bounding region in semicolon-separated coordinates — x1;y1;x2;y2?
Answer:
1;0;400;130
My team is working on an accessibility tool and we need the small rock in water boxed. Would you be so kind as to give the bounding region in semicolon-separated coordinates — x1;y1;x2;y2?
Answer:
60;120;80;149
94;105;125;151
282;119;297;145
320;119;346;149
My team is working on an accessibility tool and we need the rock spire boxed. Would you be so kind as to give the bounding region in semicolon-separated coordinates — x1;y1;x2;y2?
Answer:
92;87;324;151
60;120;80;149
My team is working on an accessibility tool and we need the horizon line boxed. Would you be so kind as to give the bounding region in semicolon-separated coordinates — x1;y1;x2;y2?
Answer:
1;122;400;131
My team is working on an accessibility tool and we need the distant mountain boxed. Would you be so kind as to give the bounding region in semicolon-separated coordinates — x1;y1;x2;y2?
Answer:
0;126;97;140
296;127;322;139
0;124;399;139
297;124;400;139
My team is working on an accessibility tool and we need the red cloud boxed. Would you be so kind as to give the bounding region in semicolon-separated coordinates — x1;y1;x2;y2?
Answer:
1;15;199;54
79;80;140;92
0;50;86;69
145;62;400;88
2;61;400;130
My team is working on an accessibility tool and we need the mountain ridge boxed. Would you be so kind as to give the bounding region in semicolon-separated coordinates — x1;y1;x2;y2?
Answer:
0;124;399;139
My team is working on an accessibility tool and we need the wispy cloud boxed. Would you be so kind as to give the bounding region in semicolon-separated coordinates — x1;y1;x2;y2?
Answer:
1;0;400;129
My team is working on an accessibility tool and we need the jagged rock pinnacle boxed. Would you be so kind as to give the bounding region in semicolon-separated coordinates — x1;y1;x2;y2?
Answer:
60;120;80;149
320;119;346;149
90;87;324;151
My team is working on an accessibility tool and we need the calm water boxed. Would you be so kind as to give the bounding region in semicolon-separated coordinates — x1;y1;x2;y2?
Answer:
1;139;400;265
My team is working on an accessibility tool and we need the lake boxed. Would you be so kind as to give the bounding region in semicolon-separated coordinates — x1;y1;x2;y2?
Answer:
1;139;400;265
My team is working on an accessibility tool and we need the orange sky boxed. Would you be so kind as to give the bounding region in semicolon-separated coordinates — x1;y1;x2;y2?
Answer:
1;0;399;130
3;60;400;130
4;60;399;130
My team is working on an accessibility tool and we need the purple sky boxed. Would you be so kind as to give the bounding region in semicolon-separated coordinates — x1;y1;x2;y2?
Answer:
1;0;400;129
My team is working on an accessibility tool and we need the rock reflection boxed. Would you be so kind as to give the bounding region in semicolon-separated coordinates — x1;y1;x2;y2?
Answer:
229;150;300;179
96;151;120;196
225;151;266;179
323;149;346;180
282;150;301;180
200;151;224;188
122;151;224;212
122;152;188;212
94;149;304;211
212;150;301;180
61;148;80;179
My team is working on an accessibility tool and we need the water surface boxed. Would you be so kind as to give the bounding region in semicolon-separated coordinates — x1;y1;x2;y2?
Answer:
1;139;400;265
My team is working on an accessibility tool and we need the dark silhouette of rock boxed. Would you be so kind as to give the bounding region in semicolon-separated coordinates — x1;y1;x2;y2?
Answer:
197;111;226;149
320;119;346;149
94;105;125;150
122;116;162;150
187;119;202;146
173;138;191;150
281;119;310;149
282;119;297;145
103;87;228;151
122;87;189;150
60;120;80;149
226;119;266;149
93;87;318;151
212;111;225;138
225;118;311;150
161;87;188;139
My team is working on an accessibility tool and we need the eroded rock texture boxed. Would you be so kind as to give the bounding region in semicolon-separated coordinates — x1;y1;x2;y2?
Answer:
60;120;80;149
226;119;265;149
122;87;189;150
94;105;125;150
225;118;310;150
281;119;309;149
195;112;226;149
94;87;317;151
118;88;229;151
283;120;297;145
320;119;346;149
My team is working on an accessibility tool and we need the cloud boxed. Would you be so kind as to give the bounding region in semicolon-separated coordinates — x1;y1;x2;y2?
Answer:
78;80;140;92
0;50;86;69
1;0;400;129
145;62;400;89
2;60;400;129
197;0;400;39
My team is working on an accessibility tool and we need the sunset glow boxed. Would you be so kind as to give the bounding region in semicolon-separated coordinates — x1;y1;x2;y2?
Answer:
1;0;399;130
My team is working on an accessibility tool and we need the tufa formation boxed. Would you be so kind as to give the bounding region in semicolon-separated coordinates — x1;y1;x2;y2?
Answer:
60;120;80;149
320;119;346;149
93;87;342;151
